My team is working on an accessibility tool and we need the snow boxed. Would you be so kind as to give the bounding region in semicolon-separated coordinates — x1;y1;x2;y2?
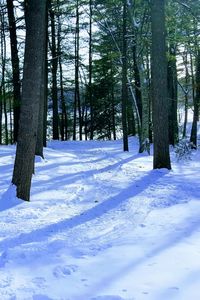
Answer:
0;136;200;300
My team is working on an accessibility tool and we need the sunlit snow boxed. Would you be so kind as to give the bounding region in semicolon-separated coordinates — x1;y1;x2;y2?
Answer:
0;136;200;300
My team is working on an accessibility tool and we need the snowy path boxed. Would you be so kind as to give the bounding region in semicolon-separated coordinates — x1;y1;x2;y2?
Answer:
0;138;200;300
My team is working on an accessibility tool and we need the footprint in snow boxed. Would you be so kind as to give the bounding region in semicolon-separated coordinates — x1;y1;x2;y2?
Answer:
168;286;179;291
53;264;78;278
0;276;12;288
142;291;149;295
32;277;47;288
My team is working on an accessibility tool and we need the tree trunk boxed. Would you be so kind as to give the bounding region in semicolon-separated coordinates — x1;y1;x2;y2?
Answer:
43;39;48;148
59;56;68;141
190;50;200;148
50;2;59;140
35;3;48;157
35;57;46;158
6;0;21;143
167;44;178;146
127;0;142;134
182;48;189;138
111;85;117;140
3;82;8;145
89;0;94;140
146;47;153;143
0;10;8;145
133;43;142;129
190;51;195;113
122;0;129;151
151;0;171;169
74;0;82;141
12;0;47;201
139;64;150;154
56;9;68;141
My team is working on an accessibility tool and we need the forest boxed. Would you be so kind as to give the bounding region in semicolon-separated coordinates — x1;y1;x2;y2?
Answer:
0;0;199;201
0;1;200;299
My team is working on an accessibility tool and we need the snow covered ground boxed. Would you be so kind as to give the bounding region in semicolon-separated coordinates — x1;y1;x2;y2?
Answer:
0;136;200;300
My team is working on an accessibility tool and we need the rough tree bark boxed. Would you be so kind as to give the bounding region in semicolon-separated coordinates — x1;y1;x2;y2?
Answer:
12;0;47;201
151;0;171;169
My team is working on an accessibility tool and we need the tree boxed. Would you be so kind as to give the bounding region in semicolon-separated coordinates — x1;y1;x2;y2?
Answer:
49;0;59;140
73;0;82;141
190;50;200;148
35;1;49;157
6;0;21;143
12;0;47;201
122;0;128;151
167;44;178;146
151;0;171;169
0;5;8;145
88;0;94;140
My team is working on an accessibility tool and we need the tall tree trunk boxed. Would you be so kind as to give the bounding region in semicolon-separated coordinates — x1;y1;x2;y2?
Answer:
35;3;48;157
111;85;117;140
50;2;59;140
59;58;68;141
35;63;45;158
3;82;8;145
6;0;21;143
122;0;129;151
1;10;8;144
110;57;116;140
132;43;142;129
167;44;178;146
74;0;82;141
190;51;195;112
9;87;13;143
151;0;171;169
190;50;200;148
182;48;189;138
12;0;47;201
43;37;48;148
89;0;94;140
139;64;150;154
127;95;136;137
57;11;68;141
127;0;142;135
146;47;153;143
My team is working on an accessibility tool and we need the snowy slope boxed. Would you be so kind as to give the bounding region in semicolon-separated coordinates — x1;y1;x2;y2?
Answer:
0;137;200;300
